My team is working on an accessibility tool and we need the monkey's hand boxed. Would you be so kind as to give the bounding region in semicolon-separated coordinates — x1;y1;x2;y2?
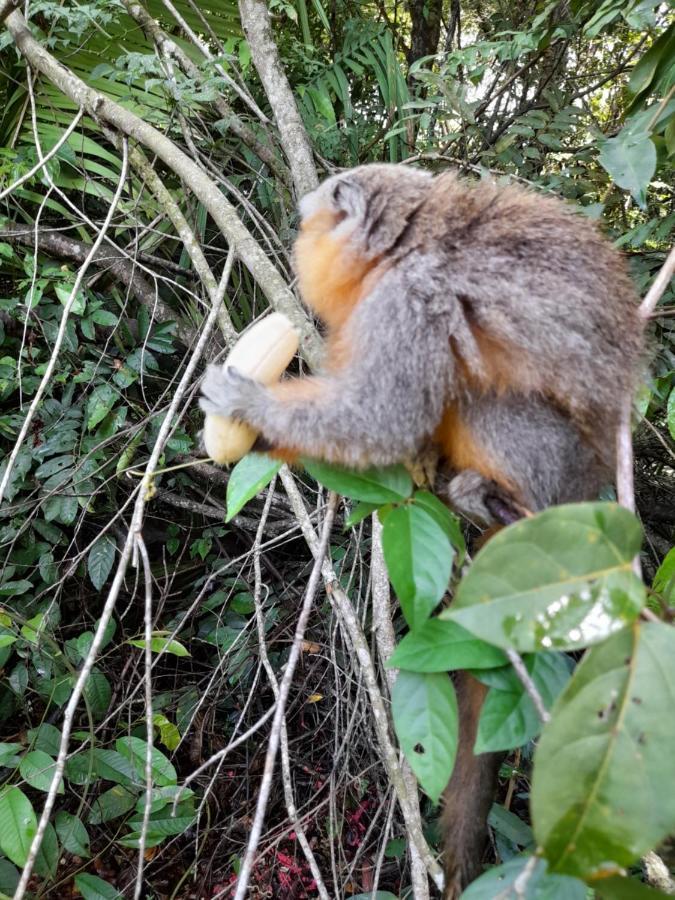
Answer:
199;365;267;423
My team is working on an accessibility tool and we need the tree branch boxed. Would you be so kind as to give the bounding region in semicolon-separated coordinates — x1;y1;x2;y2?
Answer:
238;0;318;198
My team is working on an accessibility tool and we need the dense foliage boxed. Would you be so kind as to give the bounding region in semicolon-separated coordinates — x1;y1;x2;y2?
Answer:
0;1;673;898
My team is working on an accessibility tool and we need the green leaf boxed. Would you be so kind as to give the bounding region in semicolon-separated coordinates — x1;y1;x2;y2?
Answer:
34;821;59;880
391;670;458;803
55;810;90;858
82;668;112;718
598;129;656;208
474;653;570;753
19;750;64;794
412;491;465;563
115;736;177;786
344;501;378;529
128;635;190;657
0;786;37;866
667;385;675;442
27;723;61;756
628;22;675;99
153;714;181;751
0;859;19;896
226;453;281;522
0;743;22;766
88;785;138;824
652;546;675;602
93;749;136;785
87;536;116;590
381;505;453;629
86;384;118;431
444;503;644;652
54;282;86;315
532;622;675;878
488;803;533;848
74;873;123;900
594;875;675;899
302;459;412;503
460;856;587;899
388;619;506;672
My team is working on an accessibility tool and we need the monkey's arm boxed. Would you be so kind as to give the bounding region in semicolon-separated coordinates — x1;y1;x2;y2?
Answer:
199;273;455;468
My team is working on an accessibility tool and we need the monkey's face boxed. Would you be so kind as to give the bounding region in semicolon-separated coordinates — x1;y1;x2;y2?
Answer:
293;164;432;326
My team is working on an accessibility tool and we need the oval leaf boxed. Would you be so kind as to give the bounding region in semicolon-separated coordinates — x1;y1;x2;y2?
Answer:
87;536;116;591
0;786;37;867
532;622;675;878
382;504;453;629
19;749;64;794
461;856;587;899
391;670;458;803
115;736;177;786
226;452;281;522
303;459;412;503
388;619;506;672
444;503;644;652
74;873;123;900
55;810;90;858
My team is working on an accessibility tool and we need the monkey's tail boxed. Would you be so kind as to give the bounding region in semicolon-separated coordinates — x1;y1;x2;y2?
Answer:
440;672;504;899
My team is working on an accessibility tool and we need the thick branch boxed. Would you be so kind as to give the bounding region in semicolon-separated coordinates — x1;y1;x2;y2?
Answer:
4;8;322;368
238;0;318;198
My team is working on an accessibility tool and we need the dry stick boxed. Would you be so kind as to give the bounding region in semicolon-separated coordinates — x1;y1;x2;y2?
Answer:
238;0;319;198
371;515;430;900
3;7;323;369
616;245;675;552
133;534;156;900
229;492;338;900
505;649;550;725
279;467;445;891
251;480;331;900
0;136;128;506
12;249;235;900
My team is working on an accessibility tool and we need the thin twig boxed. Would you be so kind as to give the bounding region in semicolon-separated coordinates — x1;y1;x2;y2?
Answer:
279;467;444;891
230;492;337;900
505;649;550;725
133;534;155;900
639;245;675;320
250;480;331;900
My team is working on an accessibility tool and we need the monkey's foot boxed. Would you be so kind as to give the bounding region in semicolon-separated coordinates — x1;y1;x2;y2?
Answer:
199;364;265;422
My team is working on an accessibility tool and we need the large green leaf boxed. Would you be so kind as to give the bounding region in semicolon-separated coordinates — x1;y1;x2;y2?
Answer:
74;873;123;900
444;503;644;653
19;749;64;794
474;653;570;753
598;128;656;208
303;459;412;503
532;622;675;879
460;856;587;899
391;670;457;803
55;810;91;858
388;619;506;672
115;736;177;786
0;786;37;867
381;505;453;628
226;452;280;521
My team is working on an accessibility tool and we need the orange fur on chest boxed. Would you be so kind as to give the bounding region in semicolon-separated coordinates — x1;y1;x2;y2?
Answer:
295;210;384;330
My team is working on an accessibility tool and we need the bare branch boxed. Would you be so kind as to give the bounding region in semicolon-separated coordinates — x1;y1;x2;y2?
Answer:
231;492;337;900
505;649;550;725
279;467;444;891
239;0;319;198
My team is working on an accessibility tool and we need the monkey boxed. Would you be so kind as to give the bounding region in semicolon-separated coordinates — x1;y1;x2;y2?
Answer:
200;163;644;894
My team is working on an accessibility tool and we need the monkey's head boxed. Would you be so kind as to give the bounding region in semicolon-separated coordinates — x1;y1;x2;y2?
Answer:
294;164;432;324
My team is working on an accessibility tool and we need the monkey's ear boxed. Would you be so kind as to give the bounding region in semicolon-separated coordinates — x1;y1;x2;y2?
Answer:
298;175;366;228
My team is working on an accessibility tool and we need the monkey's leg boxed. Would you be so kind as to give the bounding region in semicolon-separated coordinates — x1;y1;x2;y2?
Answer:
441;672;504;899
445;469;531;526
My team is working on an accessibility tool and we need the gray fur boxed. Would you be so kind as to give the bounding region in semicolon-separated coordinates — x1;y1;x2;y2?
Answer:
201;163;643;520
